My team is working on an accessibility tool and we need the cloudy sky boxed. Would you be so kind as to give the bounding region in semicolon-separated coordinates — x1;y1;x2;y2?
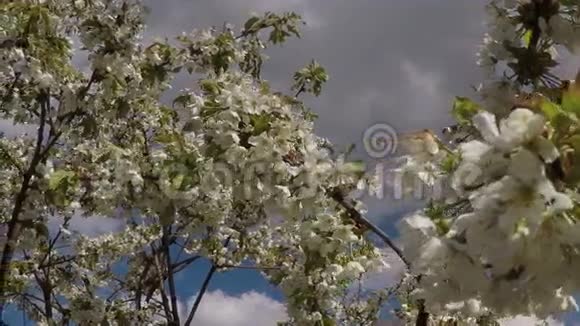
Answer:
3;0;580;325
140;1;487;324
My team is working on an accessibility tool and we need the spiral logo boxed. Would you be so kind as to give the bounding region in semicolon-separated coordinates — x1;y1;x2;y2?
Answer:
363;123;398;159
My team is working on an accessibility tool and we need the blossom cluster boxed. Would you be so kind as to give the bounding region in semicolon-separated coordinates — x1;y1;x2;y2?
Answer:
0;1;389;325
397;0;580;322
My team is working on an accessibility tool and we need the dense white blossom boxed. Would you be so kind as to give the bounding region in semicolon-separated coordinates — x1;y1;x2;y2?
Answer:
396;0;580;323
0;1;387;325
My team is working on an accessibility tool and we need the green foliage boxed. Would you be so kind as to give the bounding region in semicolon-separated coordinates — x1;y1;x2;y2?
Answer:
292;60;329;97
439;153;461;174
241;12;303;44
47;170;78;208
562;90;580;114
540;98;560;120
425;201;451;236
341;160;366;177
522;29;534;47
238;12;304;78
250;113;272;135
48;170;76;191
2;3;76;80
451;96;480;125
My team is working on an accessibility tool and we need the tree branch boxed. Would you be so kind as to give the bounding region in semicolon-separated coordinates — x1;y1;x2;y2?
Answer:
151;245;173;323
415;299;429;326
0;92;49;306
217;264;280;271
183;264;217;326
1;71;100;308
183;237;231;326
162;226;180;326
328;188;410;268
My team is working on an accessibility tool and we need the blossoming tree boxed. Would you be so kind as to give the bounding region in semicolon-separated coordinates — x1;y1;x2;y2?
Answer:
5;0;580;325
396;0;580;324
0;1;391;325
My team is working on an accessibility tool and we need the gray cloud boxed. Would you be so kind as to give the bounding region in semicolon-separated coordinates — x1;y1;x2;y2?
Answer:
139;0;489;219
16;1;575;221
142;0;486;141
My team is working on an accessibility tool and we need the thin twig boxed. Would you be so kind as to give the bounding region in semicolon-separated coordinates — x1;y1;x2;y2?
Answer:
172;255;201;273
0;92;49;305
183;264;217;326
162;226;180;325
415;299;429;326
217;264;280;271
329;188;410;268
184;237;231;326
151;244;172;323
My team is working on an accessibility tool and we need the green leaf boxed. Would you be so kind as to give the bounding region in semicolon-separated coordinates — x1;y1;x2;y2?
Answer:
48;170;75;190
243;16;261;32
452;96;480;124
200;80;220;94
552;112;577;134
522;29;533;47
440;153;460;174
322;316;336;326
540;98;560;120
259;81;270;95
562;135;580;183
172;94;192;108
250;114;271;135
342;160;366;175
34;223;49;239
171;174;185;190
155;131;177;144
562;90;580;114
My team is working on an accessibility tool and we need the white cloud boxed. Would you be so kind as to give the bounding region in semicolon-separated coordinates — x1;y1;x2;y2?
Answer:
397;59;453;130
499;315;564;326
49;213;126;238
179;290;287;326
400;60;441;100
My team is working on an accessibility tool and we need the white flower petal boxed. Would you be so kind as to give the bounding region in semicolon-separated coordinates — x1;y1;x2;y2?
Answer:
472;111;500;144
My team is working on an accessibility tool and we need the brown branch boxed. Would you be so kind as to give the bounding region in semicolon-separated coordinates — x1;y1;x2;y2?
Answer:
328;188;410;268
183;264;217;326
415;299;429;326
162;226;180;325
172;255;201;274
217;264;280;271
0;71;100;306
183;237;231;326
151;245;173;323
0;92;49;304
18;294;45;320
